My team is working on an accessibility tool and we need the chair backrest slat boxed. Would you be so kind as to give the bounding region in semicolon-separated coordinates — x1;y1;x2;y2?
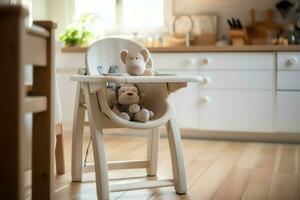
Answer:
85;38;153;75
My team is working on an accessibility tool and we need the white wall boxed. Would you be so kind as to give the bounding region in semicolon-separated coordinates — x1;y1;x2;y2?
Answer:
31;0;294;38
47;0;75;37
32;0;48;19
173;0;278;37
30;0;74;37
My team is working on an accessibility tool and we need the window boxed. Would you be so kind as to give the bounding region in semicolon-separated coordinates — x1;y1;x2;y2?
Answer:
75;0;169;32
75;0;116;28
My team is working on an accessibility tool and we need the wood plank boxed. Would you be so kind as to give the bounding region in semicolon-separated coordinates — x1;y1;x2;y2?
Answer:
24;96;47;113
213;168;251;200
31;21;56;200
53;135;300;200
24;33;47;66
242;168;273;200
177;143;247;200
141;141;228;200
109;180;173;192
55;132;66;174
242;143;281;200
0;6;26;200
269;173;298;200
268;144;298;200
212;143;263;200
255;144;278;169
235;143;263;169
277;145;296;173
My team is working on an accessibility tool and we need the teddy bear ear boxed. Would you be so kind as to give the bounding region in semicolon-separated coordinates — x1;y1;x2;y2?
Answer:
140;49;149;63
120;50;128;64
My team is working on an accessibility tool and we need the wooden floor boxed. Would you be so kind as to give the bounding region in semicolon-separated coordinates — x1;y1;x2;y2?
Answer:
54;133;300;200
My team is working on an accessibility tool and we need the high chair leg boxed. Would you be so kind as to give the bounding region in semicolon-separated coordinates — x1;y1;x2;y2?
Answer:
83;84;110;200
147;127;160;176
167;116;187;194
72;83;86;182
166;97;187;194
90;127;109;200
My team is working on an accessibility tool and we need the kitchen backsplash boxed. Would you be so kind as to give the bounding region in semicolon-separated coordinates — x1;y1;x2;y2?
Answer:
173;0;296;38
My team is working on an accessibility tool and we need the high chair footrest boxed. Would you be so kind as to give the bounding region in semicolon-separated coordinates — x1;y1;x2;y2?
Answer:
109;179;174;192
108;160;148;170
83;160;148;172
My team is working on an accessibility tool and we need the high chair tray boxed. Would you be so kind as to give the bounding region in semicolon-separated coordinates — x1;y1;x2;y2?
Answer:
70;75;203;83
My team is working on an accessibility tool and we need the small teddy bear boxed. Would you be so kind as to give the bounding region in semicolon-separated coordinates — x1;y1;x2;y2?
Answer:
120;49;155;76
109;84;155;123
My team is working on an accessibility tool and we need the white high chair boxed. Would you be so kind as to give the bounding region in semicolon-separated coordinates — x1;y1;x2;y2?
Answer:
70;38;202;200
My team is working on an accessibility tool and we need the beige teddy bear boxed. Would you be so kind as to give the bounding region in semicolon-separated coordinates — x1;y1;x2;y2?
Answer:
109;84;155;123
120;49;155;76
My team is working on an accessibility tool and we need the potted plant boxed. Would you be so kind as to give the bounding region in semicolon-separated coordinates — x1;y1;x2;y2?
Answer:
59;13;103;47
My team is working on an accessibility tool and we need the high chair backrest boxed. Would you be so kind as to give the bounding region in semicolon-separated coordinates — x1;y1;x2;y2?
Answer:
85;38;153;75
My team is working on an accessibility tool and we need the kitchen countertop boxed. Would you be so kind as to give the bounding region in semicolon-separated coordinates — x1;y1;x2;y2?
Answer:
61;45;300;53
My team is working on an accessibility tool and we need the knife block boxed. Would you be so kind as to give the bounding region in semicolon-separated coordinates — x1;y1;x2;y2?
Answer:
229;28;250;46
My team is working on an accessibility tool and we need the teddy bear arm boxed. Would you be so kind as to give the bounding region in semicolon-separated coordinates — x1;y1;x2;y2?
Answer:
142;68;154;76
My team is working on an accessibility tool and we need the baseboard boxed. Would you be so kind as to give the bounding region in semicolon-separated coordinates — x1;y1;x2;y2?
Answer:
62;125;300;144
179;129;300;143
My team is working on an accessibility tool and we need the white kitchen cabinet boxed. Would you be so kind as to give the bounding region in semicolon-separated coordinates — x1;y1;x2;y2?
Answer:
173;82;273;132
153;52;275;133
277;71;300;91
197;90;273;132
162;71;273;90
276;52;300;133
57;47;300;137
277;52;300;70
173;83;199;129
276;92;300;133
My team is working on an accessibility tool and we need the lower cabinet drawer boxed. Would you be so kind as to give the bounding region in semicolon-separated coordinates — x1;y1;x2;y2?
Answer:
276;92;300;133
174;88;273;132
162;71;272;90
277;71;300;90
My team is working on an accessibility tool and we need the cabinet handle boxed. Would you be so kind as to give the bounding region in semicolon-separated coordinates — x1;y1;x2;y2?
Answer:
286;57;298;66
200;96;210;103
199;77;210;84
187;58;196;65
202;58;210;65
